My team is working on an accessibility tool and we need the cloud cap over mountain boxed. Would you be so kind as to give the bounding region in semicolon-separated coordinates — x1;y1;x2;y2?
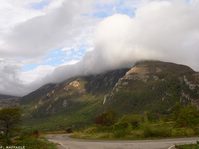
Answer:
0;0;199;96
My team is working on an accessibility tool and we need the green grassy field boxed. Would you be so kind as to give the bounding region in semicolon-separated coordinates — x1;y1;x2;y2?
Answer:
72;123;197;140
176;144;199;149
16;137;57;149
71;104;199;140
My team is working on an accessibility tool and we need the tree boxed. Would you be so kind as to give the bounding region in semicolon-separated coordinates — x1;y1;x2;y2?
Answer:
173;104;199;127
0;107;21;144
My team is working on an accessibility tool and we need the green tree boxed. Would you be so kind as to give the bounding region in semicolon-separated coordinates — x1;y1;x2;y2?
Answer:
0;107;21;144
173;105;199;127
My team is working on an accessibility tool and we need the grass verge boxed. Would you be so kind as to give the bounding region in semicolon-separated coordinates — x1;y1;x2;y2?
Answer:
176;143;199;149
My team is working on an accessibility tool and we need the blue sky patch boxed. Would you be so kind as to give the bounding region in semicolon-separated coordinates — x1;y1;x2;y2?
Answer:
91;0;135;18
30;0;51;10
43;47;87;66
23;0;136;72
21;63;39;71
21;47;87;72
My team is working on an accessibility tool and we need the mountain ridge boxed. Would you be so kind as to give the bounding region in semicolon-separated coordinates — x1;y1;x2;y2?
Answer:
2;60;199;130
20;60;199;116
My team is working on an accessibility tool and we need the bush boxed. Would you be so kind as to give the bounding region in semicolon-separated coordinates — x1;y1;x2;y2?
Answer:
130;130;144;138
19;129;41;139
113;122;132;138
193;127;199;135
119;114;143;129
176;144;199;149
16;137;56;149
142;123;171;138
171;128;195;137
173;105;199;127
83;127;98;134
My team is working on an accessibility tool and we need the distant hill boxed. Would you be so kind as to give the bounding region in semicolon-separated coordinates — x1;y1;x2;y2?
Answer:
0;94;17;99
19;61;199;130
0;94;19;109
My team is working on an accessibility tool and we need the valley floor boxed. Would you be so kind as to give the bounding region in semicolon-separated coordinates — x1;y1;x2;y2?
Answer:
46;134;199;149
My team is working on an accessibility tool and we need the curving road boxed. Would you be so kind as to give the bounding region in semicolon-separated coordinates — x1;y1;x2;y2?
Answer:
46;134;199;149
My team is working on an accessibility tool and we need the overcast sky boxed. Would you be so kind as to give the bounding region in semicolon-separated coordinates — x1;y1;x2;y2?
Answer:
0;0;199;96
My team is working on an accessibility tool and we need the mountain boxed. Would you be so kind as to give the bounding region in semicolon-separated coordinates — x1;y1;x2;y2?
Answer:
20;68;129;129
20;61;199;130
0;94;19;109
104;61;199;115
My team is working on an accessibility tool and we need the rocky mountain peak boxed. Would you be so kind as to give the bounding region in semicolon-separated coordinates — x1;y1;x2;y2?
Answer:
104;61;199;114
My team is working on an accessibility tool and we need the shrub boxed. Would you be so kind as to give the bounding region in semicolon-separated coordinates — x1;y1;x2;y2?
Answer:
113;122;132;138
173;105;199;128
119;114;143;129
16;137;56;149
130;130;144;138
142;123;171;138
83;127;98;134
175;144;199;149
171;128;195;137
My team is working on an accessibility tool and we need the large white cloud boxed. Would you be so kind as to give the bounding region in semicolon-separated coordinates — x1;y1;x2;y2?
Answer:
1;0;199;96
91;0;199;70
0;0;95;58
45;0;199;85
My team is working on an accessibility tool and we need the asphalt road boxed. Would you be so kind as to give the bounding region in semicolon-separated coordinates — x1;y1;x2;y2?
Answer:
46;134;199;149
